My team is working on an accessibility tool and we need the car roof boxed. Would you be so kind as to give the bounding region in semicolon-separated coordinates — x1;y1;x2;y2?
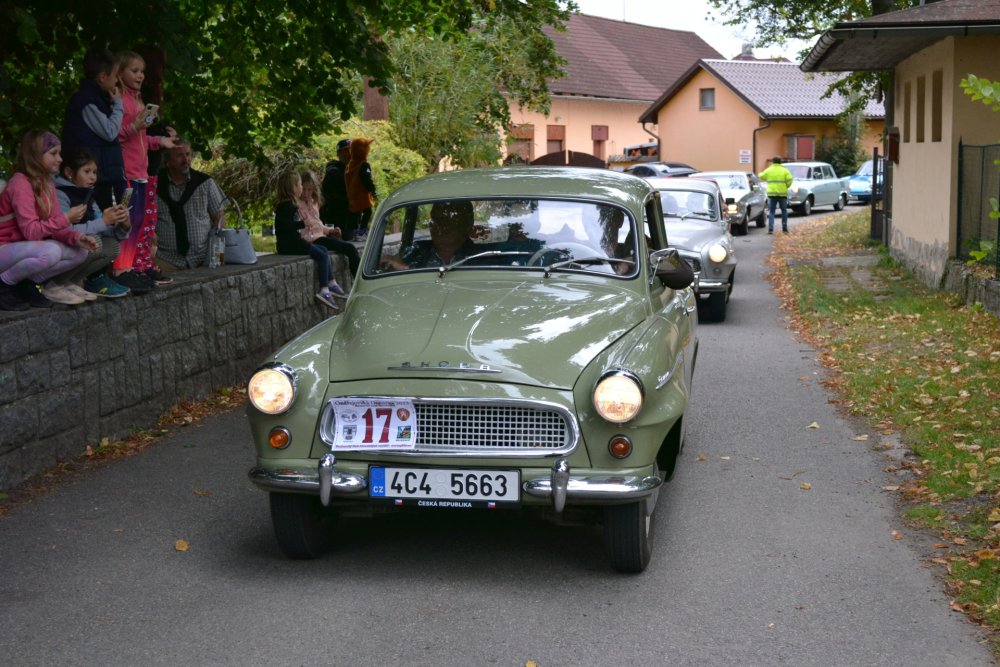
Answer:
381;167;656;212
697;171;750;178
785;161;829;167
643;176;722;195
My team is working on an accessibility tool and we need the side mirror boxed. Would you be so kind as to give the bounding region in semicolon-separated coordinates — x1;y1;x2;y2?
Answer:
650;247;694;290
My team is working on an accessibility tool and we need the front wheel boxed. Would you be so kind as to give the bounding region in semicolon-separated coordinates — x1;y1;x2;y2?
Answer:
754;208;766;228
604;500;654;573
269;492;337;559
798;197;812;216
706;290;727;322
833;193;847;211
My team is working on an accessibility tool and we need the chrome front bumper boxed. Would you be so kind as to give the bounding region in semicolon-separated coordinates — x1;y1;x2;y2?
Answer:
248;456;662;512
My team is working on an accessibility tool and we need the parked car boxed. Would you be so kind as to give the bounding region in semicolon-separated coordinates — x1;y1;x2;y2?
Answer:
785;161;850;215
645;176;736;322
848;158;884;204
697;170;768;235
246;167;699;573
623;161;698;178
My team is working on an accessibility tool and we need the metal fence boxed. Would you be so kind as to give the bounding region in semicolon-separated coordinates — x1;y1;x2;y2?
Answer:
957;142;1000;278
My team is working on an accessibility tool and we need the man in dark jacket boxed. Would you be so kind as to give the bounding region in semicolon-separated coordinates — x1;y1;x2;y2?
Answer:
320;138;352;236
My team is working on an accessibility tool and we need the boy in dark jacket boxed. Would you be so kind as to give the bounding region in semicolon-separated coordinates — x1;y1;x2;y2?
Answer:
61;48;126;210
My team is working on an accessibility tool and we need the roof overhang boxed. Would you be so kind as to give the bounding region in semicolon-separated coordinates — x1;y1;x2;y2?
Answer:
802;23;1000;72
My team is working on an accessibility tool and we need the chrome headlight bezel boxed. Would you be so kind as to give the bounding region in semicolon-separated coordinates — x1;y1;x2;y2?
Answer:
592;370;645;424
248;362;298;415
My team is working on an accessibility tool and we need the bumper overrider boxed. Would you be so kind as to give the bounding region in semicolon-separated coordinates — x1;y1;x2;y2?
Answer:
248;456;663;513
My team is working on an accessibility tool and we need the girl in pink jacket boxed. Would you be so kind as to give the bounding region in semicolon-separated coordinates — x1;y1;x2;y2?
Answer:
115;50;177;286
0;130;99;310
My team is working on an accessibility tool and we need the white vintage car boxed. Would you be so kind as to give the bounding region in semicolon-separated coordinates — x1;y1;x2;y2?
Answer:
785;161;850;215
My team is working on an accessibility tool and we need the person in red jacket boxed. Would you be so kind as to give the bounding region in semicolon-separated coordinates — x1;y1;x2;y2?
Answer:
0;130;99;310
344;137;377;242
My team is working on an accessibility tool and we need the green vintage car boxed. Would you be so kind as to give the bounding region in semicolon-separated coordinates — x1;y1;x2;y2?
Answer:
246;167;698;573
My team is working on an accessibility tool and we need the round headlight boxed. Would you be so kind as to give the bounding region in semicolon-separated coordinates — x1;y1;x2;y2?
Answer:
248;365;296;415
593;371;644;423
789;186;800;194
708;243;728;263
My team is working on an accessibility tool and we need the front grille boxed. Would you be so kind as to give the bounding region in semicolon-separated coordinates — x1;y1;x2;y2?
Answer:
682;256;701;273
320;398;576;457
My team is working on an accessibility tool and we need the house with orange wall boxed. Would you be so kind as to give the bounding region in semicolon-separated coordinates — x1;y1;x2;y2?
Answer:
505;13;721;165
802;0;1000;295
639;59;884;174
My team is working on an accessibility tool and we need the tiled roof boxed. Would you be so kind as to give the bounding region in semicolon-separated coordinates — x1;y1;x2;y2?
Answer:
702;60;884;118
543;13;722;102
850;0;1000;26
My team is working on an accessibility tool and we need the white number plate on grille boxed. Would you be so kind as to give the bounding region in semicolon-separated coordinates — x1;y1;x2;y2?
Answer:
329;399;417;450
369;466;520;507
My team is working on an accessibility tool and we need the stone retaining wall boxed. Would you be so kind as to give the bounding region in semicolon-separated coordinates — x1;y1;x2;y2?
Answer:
0;254;350;490
941;260;1000;317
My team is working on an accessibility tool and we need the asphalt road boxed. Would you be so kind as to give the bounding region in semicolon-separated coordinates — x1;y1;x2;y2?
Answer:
0;204;994;666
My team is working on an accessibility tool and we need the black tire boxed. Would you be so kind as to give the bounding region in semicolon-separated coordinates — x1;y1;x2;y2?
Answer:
800;197;812;216
833;193;846;211
738;216;749;236
754;208;766;228
706;291;727;322
269;492;336;559
604;500;654;573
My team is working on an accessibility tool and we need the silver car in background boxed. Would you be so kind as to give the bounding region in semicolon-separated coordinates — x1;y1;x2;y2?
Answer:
697;170;767;236
645;177;736;322
785;161;849;215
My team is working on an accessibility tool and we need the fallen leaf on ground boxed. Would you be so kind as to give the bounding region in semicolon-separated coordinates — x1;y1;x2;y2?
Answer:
807;422;820;429
891;530;902;540
950;601;964;612
987;508;1000;523
193;488;212;497
882;485;900;492
696;455;706;461
175;539;189;552
852;434;869;441
719;456;731;461
800;482;812;490
932;543;950;549
953;537;968;546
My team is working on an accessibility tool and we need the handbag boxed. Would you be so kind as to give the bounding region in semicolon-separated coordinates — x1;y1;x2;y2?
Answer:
221;227;258;265
220;197;258;265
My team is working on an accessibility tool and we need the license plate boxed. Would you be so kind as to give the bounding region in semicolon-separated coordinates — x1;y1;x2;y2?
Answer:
369;466;520;508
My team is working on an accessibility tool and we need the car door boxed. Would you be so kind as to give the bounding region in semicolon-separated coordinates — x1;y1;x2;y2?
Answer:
816;165;838;206
645;196;696;391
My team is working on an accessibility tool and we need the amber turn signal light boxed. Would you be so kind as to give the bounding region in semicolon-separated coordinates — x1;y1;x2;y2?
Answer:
268;427;291;449
608;436;632;459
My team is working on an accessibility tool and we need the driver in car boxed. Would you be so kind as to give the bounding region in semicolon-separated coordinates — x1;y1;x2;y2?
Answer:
382;200;477;270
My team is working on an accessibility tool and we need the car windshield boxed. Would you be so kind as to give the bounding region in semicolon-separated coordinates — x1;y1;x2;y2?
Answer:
368;199;639;277
703;173;748;190
787;165;811;179
659;190;717;221
856;160;873;176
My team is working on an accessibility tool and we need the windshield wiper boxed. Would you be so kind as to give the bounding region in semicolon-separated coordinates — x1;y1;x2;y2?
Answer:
439;250;533;276
543;256;636;278
680;211;712;221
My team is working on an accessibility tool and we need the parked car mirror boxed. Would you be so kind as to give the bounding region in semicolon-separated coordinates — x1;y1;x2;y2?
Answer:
650;247;694;289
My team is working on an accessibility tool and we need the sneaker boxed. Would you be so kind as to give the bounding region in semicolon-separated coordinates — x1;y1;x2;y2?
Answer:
15;281;53;308
767;229;774;235
315;291;340;311
112;271;154;295
85;274;130;298
0;281;30;311
327;282;348;299
64;283;98;301
143;267;173;285
41;282;85;305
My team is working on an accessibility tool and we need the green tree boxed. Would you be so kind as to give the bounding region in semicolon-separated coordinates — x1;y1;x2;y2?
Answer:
387;12;566;170
0;0;572;172
816;111;868;177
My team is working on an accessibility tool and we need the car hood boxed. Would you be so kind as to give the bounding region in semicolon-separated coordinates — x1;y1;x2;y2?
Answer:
328;277;648;390
664;219;726;251
718;187;749;202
